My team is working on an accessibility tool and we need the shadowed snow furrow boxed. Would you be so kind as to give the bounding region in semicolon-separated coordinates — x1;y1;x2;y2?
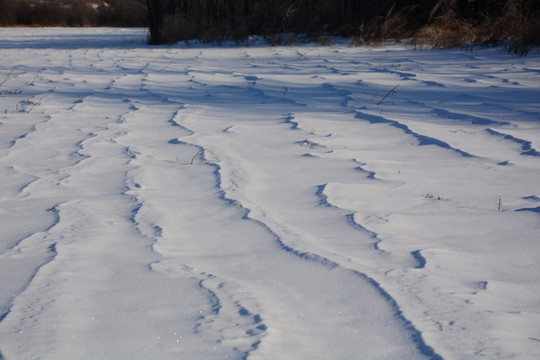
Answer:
345;214;384;252
294;139;327;150
0;67;187;358
352;159;378;179
168;108;195;135
315;184;335;208
355;110;475;157
321;83;353;108
320;184;427;269
250;217;340;271
0;124;37;151
194;277;222;334
0;227;59;323
485;128;540;157
130;202;164;239
281;113;299;129
194;272;267;358
372;66;417;81
352;269;443;360
213;162;342;269
150;260;267;360
432;108;509;126
517;195;540;213
411;250;427;269
0;93;119;337
516;206;540;213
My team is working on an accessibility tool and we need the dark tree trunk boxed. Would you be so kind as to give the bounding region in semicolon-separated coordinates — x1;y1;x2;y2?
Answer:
147;0;166;44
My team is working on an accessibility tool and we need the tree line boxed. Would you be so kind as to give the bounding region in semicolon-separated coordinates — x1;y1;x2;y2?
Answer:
147;0;539;53
0;0;537;53
0;0;147;27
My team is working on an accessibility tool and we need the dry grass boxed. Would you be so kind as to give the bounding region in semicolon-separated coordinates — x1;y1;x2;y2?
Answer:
0;69;13;89
412;12;476;49
412;0;539;55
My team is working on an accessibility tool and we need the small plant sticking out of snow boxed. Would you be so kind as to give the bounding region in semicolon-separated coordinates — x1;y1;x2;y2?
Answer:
0;69;13;89
190;148;217;165
377;85;399;106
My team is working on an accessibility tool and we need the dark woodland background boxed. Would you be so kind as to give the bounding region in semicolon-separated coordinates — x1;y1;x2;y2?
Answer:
1;0;538;52
0;0;147;27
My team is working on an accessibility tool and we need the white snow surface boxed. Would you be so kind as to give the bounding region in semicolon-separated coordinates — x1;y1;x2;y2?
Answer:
0;27;539;359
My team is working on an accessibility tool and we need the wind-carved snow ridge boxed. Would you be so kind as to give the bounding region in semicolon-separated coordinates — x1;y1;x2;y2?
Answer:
194;272;267;358
294;139;328;150
129;202;164;239
351;269;443;360
3;124;37;151
352;159;378;180
212;165;342;272
321;83;354;108
315;183;336;208
168;107;195;135
345;213;384;252
0;77;110;335
410;250;427;269
432;108;509;126
193;276;222;335
516;195;540;213
355;110;475;157
0;211;59;323
485;128;540;157
150;260;267;359
281;112;299;129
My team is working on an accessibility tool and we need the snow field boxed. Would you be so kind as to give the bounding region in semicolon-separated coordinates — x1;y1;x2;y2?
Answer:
0;28;539;359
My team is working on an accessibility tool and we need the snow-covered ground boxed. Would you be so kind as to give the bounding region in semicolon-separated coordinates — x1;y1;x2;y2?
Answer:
0;27;539;359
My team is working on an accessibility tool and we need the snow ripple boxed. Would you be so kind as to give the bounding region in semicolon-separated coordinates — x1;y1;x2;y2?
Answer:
355;110;475;157
485;128;540;157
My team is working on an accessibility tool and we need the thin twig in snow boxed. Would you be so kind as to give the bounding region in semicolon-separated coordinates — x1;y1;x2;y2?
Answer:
377;85;399;106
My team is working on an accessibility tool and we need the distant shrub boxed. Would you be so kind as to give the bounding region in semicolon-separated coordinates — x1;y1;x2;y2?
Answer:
411;0;540;55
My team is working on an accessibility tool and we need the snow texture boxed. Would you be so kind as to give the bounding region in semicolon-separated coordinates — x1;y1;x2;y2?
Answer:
1;28;539;359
